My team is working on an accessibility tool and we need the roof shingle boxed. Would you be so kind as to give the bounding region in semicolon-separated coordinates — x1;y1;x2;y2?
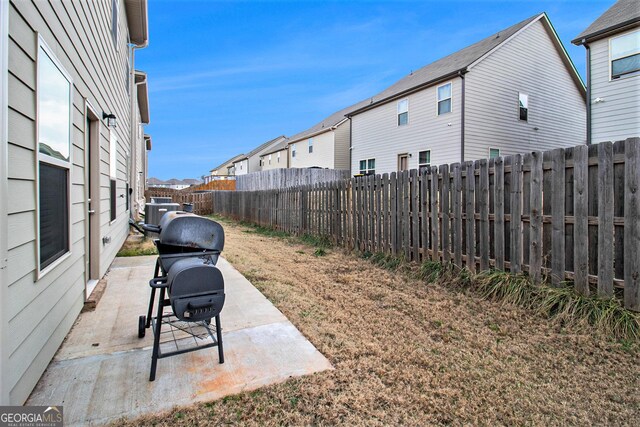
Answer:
573;0;640;44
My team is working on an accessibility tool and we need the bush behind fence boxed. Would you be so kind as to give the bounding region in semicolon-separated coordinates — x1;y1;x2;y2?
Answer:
210;138;640;312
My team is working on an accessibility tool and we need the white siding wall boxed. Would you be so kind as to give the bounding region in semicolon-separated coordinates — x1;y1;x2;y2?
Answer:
465;19;586;159
260;148;288;170
289;131;335;169
4;0;135;404
233;159;248;175
350;78;462;175
589;32;640;143
333;120;350;170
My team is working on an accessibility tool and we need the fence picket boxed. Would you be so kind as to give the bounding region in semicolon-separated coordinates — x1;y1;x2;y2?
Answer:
598;141;614;297
624;138;640;311
573;145;589;295
551;148;566;285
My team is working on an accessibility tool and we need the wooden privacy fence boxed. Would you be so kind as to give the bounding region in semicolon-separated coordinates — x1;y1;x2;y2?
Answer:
236;168;350;191
145;188;214;216
211;139;640;311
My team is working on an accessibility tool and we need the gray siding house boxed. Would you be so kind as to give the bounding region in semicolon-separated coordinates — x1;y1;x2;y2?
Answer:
347;13;586;175
572;0;640;144
233;135;287;175
0;0;149;404
287;101;368;170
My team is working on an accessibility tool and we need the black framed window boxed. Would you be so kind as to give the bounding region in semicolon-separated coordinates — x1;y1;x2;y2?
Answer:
519;93;528;121
110;132;117;221
39;163;69;269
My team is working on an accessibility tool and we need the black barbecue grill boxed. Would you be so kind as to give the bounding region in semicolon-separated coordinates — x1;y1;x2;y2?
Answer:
138;211;226;381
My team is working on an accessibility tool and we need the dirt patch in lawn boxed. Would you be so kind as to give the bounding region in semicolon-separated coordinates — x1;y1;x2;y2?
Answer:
120;220;640;426
116;234;158;257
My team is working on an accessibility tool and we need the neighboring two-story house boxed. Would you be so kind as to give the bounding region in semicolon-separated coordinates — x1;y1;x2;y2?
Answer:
232;135;287;175
0;0;150;404
347;13;586;175
287;101;368;170
204;153;245;183
572;0;640;144
259;139;290;170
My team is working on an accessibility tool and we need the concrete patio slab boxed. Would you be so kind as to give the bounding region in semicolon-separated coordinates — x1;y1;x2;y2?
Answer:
27;256;332;426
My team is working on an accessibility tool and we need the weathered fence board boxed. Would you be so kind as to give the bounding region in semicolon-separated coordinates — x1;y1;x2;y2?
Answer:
209;139;640;312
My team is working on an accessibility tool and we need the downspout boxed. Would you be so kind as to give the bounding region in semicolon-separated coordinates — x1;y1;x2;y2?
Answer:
0;0;9;406
348;117;353;175
459;70;466;163
128;38;148;219
584;42;591;145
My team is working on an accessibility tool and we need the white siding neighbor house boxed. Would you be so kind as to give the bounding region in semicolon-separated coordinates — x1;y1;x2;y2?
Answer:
0;0;150;404
132;70;150;217
287;102;368;170
259;139;289;171
347;13;586;175
572;0;640;144
232;135;287;175
205;153;244;182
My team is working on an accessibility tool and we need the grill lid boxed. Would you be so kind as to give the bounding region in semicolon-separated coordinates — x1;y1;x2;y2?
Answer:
157;211;224;251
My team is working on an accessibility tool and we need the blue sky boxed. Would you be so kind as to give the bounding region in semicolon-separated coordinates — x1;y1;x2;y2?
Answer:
137;0;612;180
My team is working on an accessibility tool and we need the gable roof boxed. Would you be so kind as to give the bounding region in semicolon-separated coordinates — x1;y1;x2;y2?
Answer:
260;139;290;157
210;153;245;173
347;13;584;116
573;0;640;44
287;99;371;144
235;135;288;162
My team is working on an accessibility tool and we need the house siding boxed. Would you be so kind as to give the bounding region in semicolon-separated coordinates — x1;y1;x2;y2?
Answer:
3;0;136;404
333;120;350;170
589;31;640;143
465;19;586;159
350;77;462;174
233;158;248;175
289;131;335;169
260;148;288;170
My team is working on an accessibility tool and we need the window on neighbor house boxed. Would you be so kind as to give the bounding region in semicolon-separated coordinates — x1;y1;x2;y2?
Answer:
418;150;431;170
277;152;281;163
519;93;528;121
610;30;640;79
397;99;408;126
489;148;500;159
38;41;71;271
110;132;117;222
359;158;375;175
269;154;272;165
437;83;452;115
292;143;297;158
112;0;119;49
308;138;313;153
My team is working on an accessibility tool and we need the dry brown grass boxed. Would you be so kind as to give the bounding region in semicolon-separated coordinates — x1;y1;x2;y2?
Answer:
117;234;158;257
120;220;640;426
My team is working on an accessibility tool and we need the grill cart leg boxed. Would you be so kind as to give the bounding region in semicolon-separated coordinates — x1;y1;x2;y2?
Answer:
215;314;224;364
149;287;165;381
145;259;161;329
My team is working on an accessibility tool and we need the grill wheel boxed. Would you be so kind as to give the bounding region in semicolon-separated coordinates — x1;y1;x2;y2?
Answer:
138;315;146;338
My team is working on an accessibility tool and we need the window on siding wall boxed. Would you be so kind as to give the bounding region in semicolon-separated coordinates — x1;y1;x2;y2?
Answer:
359;159;375;175
112;0;119;49
269;154;272;165
292;143;297;158
489;148;500;159
110;132;117;222
37;42;71;271
610;30;640;79
308;138;313;153
397;99;408;126
277;152;281;163
518;93;528;121
437;83;452;115
418;150;430;170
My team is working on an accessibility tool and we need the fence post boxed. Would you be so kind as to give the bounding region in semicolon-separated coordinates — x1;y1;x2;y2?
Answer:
624;137;640;311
